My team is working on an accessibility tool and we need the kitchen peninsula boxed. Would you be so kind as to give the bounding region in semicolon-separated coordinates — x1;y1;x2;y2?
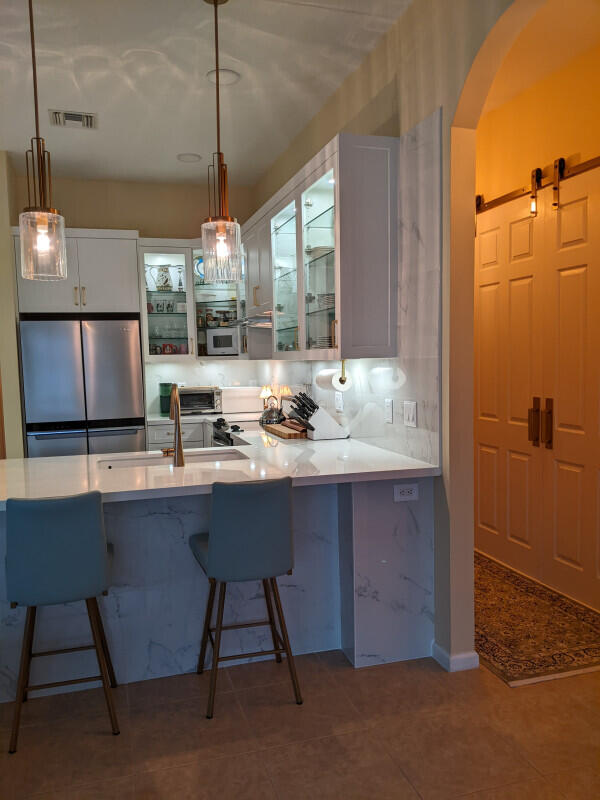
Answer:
0;434;439;703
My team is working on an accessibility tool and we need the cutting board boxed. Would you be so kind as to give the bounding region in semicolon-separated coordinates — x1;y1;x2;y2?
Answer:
262;423;307;440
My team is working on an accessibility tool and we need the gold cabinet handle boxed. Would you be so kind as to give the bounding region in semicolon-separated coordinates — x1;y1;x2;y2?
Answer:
541;398;553;449
253;285;259;306
330;318;338;348
73;286;79;306
527;396;540;447
81;286;87;306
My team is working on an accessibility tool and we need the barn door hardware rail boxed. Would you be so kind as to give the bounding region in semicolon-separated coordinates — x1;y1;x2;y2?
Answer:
476;153;600;214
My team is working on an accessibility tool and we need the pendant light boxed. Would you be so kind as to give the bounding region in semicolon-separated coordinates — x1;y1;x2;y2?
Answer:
201;0;242;283
19;0;67;281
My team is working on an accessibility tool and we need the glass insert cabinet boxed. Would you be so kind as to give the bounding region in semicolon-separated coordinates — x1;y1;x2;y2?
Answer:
243;133;399;361
139;242;246;362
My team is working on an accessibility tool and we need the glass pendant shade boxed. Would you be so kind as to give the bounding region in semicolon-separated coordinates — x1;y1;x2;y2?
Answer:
201;218;242;282
19;210;67;280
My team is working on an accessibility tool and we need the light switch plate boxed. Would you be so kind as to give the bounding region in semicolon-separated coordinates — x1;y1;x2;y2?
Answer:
335;391;344;412
384;398;393;424
403;400;417;428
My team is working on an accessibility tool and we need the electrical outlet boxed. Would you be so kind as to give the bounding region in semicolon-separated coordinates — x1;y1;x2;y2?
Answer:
384;398;393;424
394;483;419;502
335;391;344;412
403;400;417;428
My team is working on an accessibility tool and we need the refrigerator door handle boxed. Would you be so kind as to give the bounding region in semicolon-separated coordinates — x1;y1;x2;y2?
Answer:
29;430;86;439
89;427;144;436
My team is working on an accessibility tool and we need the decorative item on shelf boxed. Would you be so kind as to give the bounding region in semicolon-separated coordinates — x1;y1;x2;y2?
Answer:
150;265;174;291
201;0;242;282
156;300;165;313
166;301;174;313
162;343;178;355
19;0;67;281
197;312;205;327
193;255;204;281
179;343;188;354
147;302;154;313
177;267;184;291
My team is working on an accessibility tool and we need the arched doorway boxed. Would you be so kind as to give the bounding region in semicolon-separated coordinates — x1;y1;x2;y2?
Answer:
452;0;600;683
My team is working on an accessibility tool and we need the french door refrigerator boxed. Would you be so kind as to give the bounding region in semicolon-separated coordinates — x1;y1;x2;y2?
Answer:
20;315;146;457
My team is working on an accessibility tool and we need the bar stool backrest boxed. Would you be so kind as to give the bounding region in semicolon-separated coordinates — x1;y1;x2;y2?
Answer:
208;478;293;582
6;491;110;607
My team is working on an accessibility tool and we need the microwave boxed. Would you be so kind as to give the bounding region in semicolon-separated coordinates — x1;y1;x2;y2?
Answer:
206;326;241;356
179;386;222;415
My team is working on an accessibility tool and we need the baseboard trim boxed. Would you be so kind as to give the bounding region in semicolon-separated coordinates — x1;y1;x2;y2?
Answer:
431;641;479;672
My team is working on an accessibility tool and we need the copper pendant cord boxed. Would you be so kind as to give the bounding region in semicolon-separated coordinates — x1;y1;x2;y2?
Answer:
205;0;233;223
24;0;57;213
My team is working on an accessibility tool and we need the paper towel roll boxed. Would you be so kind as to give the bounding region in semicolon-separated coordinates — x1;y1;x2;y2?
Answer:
315;368;353;392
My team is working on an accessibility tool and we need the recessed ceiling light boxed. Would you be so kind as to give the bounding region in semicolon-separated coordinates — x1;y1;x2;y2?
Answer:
177;153;202;163
206;68;241;86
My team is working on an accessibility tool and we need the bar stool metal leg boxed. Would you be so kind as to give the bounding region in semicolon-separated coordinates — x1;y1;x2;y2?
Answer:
85;599;119;736
197;578;217;674
22;606;37;704
206;581;226;719
9;606;37;753
270;578;303;705
89;598;117;688
263;579;282;663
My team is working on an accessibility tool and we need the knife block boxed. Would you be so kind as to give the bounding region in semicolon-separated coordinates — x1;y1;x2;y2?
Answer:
306;408;349;441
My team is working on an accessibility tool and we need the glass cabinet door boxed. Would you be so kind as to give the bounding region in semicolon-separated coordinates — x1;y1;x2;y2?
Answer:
143;251;191;357
193;249;242;357
302;169;336;350
271;200;299;354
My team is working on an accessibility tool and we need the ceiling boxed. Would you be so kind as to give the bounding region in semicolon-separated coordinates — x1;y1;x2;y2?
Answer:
0;0;412;185
482;0;600;115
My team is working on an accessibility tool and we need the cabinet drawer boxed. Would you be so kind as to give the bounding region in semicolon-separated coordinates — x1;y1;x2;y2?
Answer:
148;422;205;445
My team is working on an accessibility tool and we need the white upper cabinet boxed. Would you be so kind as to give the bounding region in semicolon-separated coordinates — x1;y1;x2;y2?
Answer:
245;216;273;316
15;237;80;313
77;237;139;312
242;133;399;361
14;229;139;314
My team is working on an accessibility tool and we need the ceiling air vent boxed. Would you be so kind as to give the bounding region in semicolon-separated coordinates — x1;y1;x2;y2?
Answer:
49;109;98;129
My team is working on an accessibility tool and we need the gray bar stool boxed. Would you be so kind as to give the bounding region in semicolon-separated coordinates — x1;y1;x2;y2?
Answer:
189;477;302;718
5;491;119;753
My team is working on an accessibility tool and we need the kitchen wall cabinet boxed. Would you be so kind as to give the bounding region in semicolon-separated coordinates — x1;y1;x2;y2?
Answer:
139;238;247;363
244;218;272;317
13;229;139;314
242;133;399;361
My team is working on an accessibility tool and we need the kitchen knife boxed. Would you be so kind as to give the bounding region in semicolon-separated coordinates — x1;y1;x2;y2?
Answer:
293;397;313;418
288;409;315;431
291;400;310;419
299;392;318;412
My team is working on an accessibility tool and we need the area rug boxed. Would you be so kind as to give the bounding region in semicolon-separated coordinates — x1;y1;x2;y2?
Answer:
474;551;600;686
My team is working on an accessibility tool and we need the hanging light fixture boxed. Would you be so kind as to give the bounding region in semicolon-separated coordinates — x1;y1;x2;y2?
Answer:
201;0;242;283
19;0;67;281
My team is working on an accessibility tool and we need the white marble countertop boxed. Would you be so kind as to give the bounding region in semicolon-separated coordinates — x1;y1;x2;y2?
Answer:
0;433;440;509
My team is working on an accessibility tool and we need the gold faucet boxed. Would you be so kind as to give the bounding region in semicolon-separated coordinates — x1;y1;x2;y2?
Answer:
169;383;185;467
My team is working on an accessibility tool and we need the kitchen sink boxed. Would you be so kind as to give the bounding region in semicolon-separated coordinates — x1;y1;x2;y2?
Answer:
98;449;248;469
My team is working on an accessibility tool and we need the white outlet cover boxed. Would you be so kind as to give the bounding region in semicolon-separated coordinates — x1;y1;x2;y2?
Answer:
403;400;417;428
394;483;419;502
335;391;344;412
384;398;393;424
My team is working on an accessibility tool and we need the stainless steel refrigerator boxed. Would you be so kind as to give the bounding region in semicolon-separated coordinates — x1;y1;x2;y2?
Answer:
20;315;146;457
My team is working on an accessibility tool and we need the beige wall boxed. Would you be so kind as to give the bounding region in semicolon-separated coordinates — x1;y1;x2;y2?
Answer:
0;152;23;458
11;174;256;238
477;41;600;199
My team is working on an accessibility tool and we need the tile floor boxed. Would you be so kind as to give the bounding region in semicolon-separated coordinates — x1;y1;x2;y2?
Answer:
0;651;598;799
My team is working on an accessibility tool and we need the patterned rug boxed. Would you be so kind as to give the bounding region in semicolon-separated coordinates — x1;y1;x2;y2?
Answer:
474;551;600;686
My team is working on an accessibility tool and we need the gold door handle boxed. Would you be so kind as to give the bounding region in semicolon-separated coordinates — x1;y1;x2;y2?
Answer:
81;286;87;306
253;285;259;306
330;319;338;348
541;398;553;449
527;397;541;447
73;286;79;306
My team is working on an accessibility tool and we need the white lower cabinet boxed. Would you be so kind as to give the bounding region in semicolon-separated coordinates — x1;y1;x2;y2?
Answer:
147;421;206;449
